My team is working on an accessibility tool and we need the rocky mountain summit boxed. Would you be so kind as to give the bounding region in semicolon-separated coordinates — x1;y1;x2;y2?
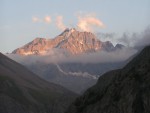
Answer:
12;28;124;55
65;45;150;113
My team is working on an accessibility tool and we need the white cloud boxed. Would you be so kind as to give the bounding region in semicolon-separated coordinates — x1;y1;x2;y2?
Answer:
77;14;105;32
32;14;105;32
56;16;67;31
44;16;51;24
32;15;51;24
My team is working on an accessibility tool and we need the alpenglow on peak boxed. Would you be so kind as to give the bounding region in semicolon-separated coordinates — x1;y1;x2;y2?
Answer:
12;28;124;55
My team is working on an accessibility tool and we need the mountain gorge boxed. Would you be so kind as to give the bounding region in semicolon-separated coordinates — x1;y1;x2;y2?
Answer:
65;45;150;113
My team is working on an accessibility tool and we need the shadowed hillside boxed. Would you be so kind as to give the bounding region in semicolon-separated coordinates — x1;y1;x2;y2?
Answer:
66;45;150;113
0;53;77;113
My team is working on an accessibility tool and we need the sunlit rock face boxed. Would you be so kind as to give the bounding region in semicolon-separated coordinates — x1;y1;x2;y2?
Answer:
12;38;53;55
12;28;123;55
55;28;102;54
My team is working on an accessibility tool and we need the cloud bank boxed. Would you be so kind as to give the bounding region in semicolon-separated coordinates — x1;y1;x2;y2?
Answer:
7;47;137;65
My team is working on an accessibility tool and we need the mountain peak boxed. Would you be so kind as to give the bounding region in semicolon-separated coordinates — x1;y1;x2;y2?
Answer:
70;28;76;32
12;30;124;55
59;28;77;36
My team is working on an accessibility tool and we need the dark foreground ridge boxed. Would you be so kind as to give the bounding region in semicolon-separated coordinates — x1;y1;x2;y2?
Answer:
0;53;77;113
65;45;150;113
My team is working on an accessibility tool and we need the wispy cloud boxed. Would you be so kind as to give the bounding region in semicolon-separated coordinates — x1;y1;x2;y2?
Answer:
32;16;41;23
32;13;105;32
32;16;51;24
77;14;105;32
56;16;67;31
134;26;150;48
44;16;51;23
116;26;150;48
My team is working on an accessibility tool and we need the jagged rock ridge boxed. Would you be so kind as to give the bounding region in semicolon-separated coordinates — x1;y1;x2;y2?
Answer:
12;28;124;55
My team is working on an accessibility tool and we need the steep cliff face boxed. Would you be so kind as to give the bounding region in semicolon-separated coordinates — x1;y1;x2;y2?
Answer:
12;38;52;55
0;53;77;113
55;28;102;54
12;28;123;55
65;45;150;113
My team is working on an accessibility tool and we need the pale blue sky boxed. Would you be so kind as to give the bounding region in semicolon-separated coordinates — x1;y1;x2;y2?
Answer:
0;0;150;53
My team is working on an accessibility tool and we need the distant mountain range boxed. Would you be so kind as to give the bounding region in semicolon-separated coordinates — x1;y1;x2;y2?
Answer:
0;53;77;113
12;28;125;55
66;45;150;113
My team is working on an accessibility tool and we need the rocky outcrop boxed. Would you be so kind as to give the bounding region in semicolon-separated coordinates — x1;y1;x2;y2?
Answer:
65;45;150;113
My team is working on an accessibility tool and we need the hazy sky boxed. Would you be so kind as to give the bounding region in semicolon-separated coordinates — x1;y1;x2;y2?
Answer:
0;0;150;53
